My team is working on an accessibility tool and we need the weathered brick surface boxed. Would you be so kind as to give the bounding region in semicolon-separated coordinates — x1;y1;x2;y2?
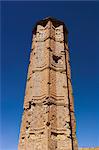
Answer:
18;17;78;150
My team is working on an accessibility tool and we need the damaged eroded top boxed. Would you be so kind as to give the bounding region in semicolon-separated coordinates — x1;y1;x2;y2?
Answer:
32;17;68;43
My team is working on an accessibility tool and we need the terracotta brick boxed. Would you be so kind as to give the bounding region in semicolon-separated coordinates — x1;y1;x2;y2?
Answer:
18;17;78;150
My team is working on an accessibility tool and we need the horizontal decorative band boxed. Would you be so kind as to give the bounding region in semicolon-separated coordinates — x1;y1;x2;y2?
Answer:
28;66;66;73
32;36;65;43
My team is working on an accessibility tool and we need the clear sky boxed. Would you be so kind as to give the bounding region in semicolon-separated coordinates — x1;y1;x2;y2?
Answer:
1;1;99;150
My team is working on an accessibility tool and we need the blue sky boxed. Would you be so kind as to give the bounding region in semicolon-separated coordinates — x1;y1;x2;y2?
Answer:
1;1;99;150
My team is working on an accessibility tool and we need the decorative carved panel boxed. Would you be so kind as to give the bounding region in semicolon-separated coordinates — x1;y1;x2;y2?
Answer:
50;70;67;97
55;25;64;42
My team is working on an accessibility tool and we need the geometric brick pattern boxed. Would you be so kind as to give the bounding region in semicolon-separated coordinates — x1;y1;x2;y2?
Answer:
18;17;78;150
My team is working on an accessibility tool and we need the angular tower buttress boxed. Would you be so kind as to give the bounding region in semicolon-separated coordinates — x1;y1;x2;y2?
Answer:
18;17;78;150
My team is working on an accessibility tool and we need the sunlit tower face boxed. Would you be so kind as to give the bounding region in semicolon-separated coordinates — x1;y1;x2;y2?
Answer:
18;17;78;150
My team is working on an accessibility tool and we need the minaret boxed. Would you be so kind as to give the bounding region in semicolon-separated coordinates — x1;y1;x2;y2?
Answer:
18;17;78;150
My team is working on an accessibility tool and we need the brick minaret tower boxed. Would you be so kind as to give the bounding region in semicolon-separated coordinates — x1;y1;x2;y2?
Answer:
18;17;78;150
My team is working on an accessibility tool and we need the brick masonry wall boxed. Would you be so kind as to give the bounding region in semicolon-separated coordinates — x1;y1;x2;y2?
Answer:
18;17;78;150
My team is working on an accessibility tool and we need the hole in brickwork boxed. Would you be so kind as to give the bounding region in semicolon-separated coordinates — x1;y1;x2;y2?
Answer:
52;114;55;119
48;48;52;52
30;133;35;135
26;126;29;129
29;102;31;109
46;110;49;113
52;55;61;63
63;85;67;88
51;132;64;136
44;101;54;106
32;103;36;106
28;135;30;138
47;82;51;85
51;132;57;136
67;135;71;139
26;121;30;126
46;97;49;99
32;71;35;73
46;122;50;126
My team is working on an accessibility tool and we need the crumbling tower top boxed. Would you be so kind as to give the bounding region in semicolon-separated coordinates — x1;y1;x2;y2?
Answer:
32;17;68;43
18;17;78;150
